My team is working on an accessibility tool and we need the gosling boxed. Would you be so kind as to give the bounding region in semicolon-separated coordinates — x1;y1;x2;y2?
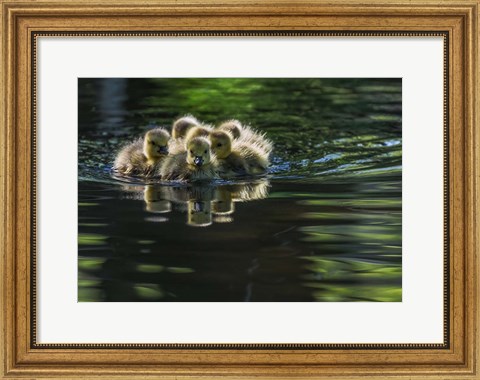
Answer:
217;119;273;157
172;115;200;139
170;119;212;155
113;127;170;176
184;124;214;142
160;136;219;181
210;130;270;177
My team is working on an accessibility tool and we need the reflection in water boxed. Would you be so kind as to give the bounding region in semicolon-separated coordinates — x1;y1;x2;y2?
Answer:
78;78;402;302
123;180;270;227
79;176;401;302
97;78;128;131
188;201;212;227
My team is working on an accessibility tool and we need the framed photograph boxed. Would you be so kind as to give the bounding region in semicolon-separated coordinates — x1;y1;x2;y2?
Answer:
1;0;478;379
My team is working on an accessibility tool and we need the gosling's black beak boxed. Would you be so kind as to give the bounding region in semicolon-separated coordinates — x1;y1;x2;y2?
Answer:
193;156;204;167
158;146;168;154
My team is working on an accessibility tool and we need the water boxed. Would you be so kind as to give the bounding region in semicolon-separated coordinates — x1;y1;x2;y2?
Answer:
78;78;402;302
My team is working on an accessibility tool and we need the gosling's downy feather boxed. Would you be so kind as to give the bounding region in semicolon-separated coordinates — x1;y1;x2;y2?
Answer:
210;129;270;178
236;124;273;156
172;115;200;139
113;138;148;175
184;124;214;142
233;141;270;175
113;127;170;176
217;120;242;139
209;130;248;177
160;136;219;181
170;122;213;156
160;152;219;181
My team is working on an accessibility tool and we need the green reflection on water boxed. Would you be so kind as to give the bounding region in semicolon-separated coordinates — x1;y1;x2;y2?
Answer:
134;285;165;300
78;234;107;246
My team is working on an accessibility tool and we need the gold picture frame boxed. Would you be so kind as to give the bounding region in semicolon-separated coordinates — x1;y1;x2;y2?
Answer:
1;0;478;378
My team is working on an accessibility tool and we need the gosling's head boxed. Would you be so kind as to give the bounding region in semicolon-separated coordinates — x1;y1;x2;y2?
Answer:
186;137;212;167
218;120;242;139
185;125;211;141
172;115;199;139
143;128;170;160
209;130;232;159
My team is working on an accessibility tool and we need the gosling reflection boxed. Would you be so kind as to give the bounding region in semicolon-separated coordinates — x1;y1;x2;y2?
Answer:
228;182;270;202
188;200;212;227
143;186;172;214
213;215;234;224
119;179;270;227
212;187;235;215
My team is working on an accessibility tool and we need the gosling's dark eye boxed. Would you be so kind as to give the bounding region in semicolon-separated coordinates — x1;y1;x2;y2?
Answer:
190;150;193;154
204;150;207;154
150;141;155;145
217;143;222;147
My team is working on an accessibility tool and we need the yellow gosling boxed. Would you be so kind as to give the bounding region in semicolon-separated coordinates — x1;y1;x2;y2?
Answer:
209;130;248;177
113;127;170;176
160;136;219;181
210;130;270;177
172;115;200;139
217;119;242;139
184;124;214;141
235;142;270;175
218;119;273;156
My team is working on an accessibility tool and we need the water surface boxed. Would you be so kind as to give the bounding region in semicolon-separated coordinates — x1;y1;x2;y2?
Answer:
78;78;402;302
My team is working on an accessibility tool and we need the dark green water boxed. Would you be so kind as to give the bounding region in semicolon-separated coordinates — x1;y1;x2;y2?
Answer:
78;78;402;302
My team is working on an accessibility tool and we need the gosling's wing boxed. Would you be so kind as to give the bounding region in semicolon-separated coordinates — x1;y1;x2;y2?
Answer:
225;153;248;175
236;144;269;174
237;125;273;156
113;138;145;173
160;152;187;180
